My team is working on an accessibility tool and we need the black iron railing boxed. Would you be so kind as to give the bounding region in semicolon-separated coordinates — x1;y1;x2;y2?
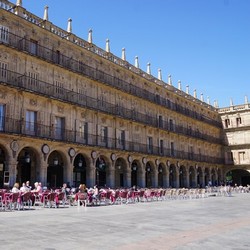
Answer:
0;31;222;128
0;115;224;164
0;69;222;144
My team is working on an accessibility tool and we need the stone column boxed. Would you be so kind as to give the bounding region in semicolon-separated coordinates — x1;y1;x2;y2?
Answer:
125;168;132;188
152;170;158;188
86;162;95;188
7;159;18;188
164;172;169;188
176;173;180;188
107;167;115;188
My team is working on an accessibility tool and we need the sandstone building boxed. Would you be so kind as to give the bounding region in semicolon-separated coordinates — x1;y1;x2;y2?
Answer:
0;0;248;189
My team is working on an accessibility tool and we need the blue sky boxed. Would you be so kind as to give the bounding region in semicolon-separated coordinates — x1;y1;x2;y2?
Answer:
20;0;250;108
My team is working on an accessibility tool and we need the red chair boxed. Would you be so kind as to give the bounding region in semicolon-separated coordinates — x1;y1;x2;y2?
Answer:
77;192;88;207
5;192;20;210
56;192;66;207
20;192;32;210
47;192;57;208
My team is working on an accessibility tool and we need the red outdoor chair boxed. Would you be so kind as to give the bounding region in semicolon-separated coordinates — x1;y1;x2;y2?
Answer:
77;192;88;207
56;192;66;207
20;192;32;210
5;192;20;210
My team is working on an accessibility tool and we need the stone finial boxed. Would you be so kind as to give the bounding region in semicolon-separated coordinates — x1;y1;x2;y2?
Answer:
67;18;72;33
207;96;210;105
147;63;151;75
106;39;110;53
121;48;126;61
245;95;248;104
158;69;162;80
16;0;22;6
135;56;139;68
178;80;182;90
193;89;197;98
186;85;189;94
200;93;204;102
168;74;172;85
43;6;49;21
88;29;93;43
230;98;233;106
213;100;217;107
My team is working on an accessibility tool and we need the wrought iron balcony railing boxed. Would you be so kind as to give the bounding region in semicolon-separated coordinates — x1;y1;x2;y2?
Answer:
0;115;224;164
0;69;223;144
0;31;222;128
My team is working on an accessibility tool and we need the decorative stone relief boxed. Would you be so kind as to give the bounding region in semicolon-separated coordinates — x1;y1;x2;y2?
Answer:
0;90;6;99
57;106;64;113
30;99;37;106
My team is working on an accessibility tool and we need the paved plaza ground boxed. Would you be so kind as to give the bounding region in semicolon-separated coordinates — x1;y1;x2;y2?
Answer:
0;192;250;250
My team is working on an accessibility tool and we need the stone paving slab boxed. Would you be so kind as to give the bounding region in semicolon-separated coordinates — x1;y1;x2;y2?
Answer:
0;193;250;250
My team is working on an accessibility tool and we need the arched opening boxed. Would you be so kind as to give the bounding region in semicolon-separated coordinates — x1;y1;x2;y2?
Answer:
115;158;126;188
145;162;152;188
179;166;186;188
226;169;250;186
197;167;203;187
17;147;37;186
169;164;176;188
158;164;164;187
189;166;195;187
204;168;209;186
47;151;63;189
131;161;138;187
73;154;86;188
0;147;7;188
96;156;106;187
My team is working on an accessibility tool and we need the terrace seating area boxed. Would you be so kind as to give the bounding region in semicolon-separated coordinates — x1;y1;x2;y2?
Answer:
1;185;249;212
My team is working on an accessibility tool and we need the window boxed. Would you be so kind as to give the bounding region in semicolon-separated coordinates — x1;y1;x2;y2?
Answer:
159;139;164;155
55;116;65;140
147;137;153;153
25;110;37;135
0;62;7;81
227;152;233;163
225;119;230;128
101;126;108;146
30;39;38;55
238;151;245;164
170;142;175;156
78;60;84;72
28;72;38;89
236;117;242;127
0;25;9;43
158;115;163;128
189;146;194;160
118;130;126;150
54;80;64;96
0;104;5;131
79;122;88;144
169;119;174;131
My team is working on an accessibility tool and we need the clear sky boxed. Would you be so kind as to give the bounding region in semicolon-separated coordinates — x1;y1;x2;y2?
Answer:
18;0;250;108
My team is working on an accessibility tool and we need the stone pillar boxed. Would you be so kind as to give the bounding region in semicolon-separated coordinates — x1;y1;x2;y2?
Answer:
7;159;18;188
86;163;95;188
125;168;131;188
164;172;169;188
176;173;180;188
107;167;115;188
194;173;198;187
152;170;158;188
138;170;145;188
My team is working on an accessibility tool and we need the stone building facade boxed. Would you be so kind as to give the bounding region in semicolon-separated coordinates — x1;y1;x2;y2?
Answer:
0;0;225;189
219;100;250;185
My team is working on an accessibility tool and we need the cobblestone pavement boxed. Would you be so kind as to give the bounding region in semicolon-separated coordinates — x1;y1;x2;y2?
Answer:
0;193;250;250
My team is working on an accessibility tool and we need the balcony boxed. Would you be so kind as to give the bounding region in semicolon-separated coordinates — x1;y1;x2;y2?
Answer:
0;31;222;128
0;69;223;144
0;115;224;164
